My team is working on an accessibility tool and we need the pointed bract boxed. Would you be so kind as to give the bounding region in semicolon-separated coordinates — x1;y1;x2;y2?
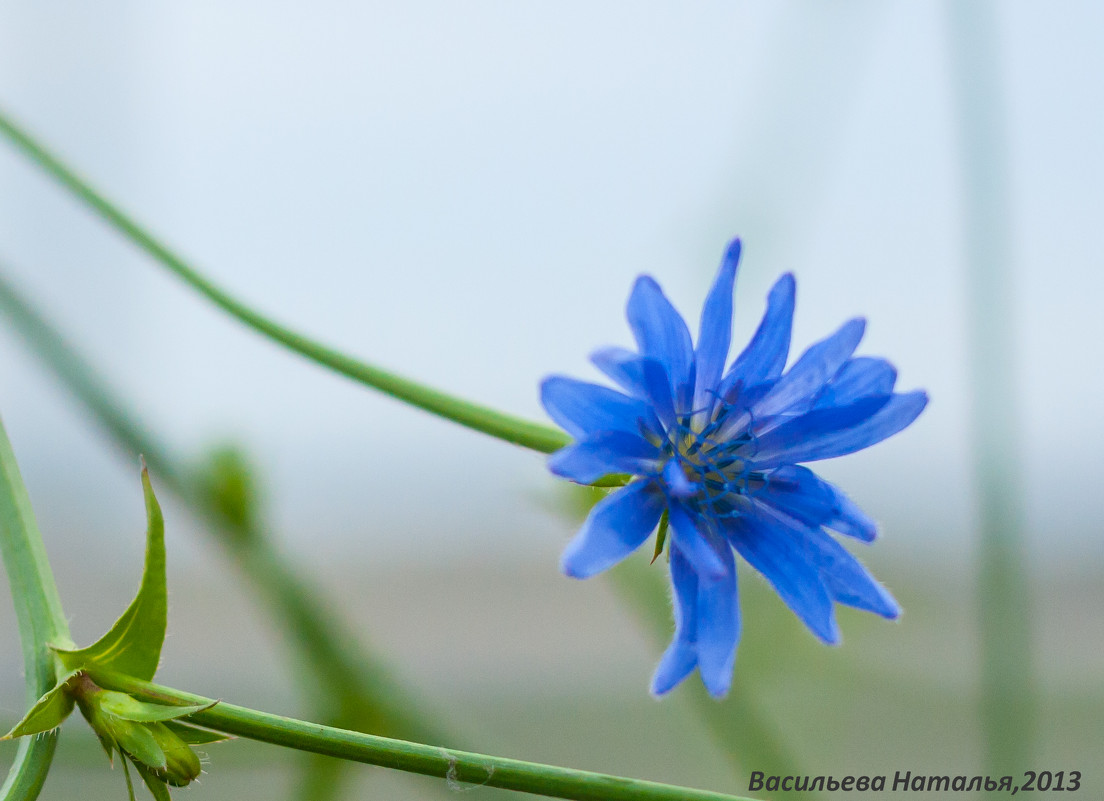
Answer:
1;678;76;739
163;719;232;745
56;464;167;681
97;692;214;724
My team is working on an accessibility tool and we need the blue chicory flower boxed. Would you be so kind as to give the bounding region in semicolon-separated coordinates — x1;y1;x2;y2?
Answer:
540;239;927;698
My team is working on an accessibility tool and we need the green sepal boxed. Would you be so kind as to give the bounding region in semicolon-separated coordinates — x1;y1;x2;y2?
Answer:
132;758;173;801
589;473;632;488
0;677;76;739
94;729;115;761
55;464;166;680
113;720;166;772
146;722;202;786
163;719;231;745
650;510;669;564
97;692;212;723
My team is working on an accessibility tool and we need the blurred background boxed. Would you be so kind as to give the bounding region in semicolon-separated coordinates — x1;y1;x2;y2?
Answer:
0;1;1101;799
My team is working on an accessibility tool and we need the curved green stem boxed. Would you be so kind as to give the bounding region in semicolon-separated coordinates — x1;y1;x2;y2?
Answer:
93;670;758;801
0;265;448;747
0;108;569;455
0;416;73;800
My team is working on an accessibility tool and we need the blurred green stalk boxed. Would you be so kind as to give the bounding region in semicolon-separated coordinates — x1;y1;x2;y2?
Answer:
946;0;1036;775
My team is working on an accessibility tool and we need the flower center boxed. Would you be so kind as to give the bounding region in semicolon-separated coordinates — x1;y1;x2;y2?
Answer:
661;403;764;522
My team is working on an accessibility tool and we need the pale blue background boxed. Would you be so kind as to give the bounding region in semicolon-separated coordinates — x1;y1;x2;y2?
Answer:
1;2;1098;570
0;3;1102;800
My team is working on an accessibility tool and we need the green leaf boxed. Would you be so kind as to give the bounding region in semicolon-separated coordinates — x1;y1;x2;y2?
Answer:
55;464;166;680
1;680;75;739
162;720;231;745
98;692;212;723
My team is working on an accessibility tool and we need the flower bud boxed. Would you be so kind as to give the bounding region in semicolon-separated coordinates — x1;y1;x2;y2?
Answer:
69;674;203;787
147;721;202;787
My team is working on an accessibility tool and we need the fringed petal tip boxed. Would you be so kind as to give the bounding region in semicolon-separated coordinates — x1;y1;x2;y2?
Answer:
648;646;735;699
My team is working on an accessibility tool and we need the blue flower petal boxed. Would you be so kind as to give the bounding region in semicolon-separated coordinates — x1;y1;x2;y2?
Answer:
662;460;696;499
714;318;864;442
540;376;659;440
547;432;662;484
746;395;890;468
627;276;695;412
590;346;649;399
641;358;678;429
825;487;879;542
755;467;874;542
560;480;665;578
717;378;777;416
693;240;740;418
650;541;740;698
668;501;728;579
800;527;900;619
814;357;897;409
750;390;928;466
651;546;699;695
726;509;839;643
751;465;878;542
694;546;740;698
722;272;795;392
650;640;698;696
750;464;841;526
750;317;866;422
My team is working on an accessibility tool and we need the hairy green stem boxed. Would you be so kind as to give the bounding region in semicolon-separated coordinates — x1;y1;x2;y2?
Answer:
945;1;1035;775
0;265;447;748
93;670;757;801
0;416;73;800
0;108;569;455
